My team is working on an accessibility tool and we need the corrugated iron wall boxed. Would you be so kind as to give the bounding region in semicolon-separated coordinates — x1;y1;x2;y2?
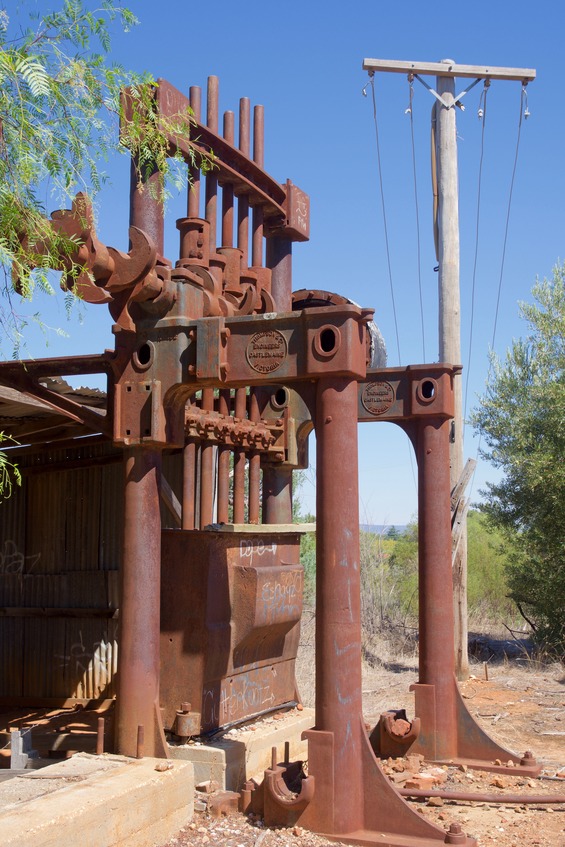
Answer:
0;441;182;702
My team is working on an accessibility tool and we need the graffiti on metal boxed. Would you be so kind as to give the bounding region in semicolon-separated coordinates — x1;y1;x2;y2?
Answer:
258;569;302;626
239;537;278;563
0;540;40;575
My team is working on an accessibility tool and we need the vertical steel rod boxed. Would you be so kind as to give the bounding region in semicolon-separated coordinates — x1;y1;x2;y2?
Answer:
237;98;250;266
266;238;292;312
136;724;144;759
222;111;235;247
233;388;247;524
205;77;219;250
262;466;293;523
248;391;261;524
217;389;231;524
188;85;202;218
96;717;104;756
251;105;264;267
182;440;196;530
200;388;215;527
129;148;164;255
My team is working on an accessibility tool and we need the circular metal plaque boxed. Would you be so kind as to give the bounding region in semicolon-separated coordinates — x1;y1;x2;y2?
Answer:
246;330;288;374
361;380;394;416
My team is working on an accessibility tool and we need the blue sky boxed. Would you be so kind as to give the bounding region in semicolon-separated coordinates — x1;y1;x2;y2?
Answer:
14;0;565;523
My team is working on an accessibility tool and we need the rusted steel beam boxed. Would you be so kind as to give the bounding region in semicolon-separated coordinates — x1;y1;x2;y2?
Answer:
116;448;167;758
233;387;247;523
205;77;219;251
182;440;197;530
248;389;261;524
0;365;112;436
238;97;251;266
199;388;215;527
314;377;363;833
217;389;231;524
252;105;264;267
221;110;235;248
188;85;202;217
262;466;293;524
412;417;458;761
0;353;113;378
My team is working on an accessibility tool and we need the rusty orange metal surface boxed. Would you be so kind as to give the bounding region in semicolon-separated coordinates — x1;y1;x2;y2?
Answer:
160;529;303;733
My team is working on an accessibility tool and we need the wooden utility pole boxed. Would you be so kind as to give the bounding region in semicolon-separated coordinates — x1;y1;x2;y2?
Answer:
362;57;535;679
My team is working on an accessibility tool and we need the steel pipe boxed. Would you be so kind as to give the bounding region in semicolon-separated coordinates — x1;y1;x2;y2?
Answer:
315;377;363;833
116;448;164;758
401;787;565;805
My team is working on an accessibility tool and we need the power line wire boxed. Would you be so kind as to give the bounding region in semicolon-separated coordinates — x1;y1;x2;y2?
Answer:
407;75;426;361
364;74;417;494
366;73;402;365
490;85;528;352
468;84;529;505
464;80;490;430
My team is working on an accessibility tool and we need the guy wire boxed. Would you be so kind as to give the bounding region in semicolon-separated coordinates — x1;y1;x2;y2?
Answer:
407;76;426;361
464;80;490;432
368;74;402;365
366;74;417;493
468;84;529;504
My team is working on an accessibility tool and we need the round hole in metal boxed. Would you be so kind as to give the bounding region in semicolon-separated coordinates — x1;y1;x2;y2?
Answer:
271;387;289;410
133;341;154;370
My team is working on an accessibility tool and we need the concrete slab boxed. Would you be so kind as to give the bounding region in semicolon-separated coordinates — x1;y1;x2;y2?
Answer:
0;753;194;847
169;707;314;790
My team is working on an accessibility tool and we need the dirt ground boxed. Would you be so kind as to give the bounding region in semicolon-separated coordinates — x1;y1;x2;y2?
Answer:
165;616;565;847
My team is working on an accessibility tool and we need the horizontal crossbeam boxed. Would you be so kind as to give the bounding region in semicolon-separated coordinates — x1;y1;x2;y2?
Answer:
363;58;536;82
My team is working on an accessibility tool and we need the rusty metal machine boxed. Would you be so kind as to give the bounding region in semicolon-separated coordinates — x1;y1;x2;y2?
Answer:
0;74;542;846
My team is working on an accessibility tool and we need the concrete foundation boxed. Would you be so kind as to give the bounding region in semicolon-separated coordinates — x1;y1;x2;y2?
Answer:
1;754;194;847
168;708;314;789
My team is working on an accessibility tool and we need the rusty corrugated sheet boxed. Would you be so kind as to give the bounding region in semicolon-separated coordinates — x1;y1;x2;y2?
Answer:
0;441;124;701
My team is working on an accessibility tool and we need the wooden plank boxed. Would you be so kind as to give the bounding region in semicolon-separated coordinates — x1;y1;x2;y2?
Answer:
0;608;118;618
363;58;536;82
0;697;115;707
451;458;477;513
452;497;471;562
160;474;182;527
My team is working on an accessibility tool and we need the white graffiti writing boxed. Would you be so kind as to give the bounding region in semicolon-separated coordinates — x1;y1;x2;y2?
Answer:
239;538;277;565
55;631;114;681
202;669;278;728
260;570;302;625
0;540;40;575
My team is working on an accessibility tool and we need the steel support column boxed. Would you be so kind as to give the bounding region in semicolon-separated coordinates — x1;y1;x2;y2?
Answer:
414;418;457;759
116;447;167;758
263;235;294;523
315;377;363;833
262;467;293;524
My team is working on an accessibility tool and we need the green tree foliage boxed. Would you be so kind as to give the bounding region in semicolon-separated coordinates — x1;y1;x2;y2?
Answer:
472;265;565;655
0;1;201;352
0;1;210;499
387;521;418;621
466;510;515;623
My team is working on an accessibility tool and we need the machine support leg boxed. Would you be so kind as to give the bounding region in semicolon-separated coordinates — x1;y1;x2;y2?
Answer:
116;447;167;758
262;467;293;524
415;419;458;760
315;377;363;833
